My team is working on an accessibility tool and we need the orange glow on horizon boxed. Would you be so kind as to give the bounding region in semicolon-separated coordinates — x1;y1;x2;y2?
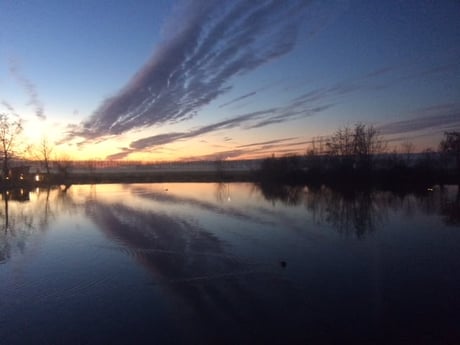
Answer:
20;114;445;163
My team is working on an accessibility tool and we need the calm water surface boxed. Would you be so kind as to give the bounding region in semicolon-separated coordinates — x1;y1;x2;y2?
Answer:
0;183;459;344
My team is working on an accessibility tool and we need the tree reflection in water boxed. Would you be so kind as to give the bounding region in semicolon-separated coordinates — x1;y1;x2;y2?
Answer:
0;186;78;264
0;190;34;263
440;185;460;225
214;182;232;203
256;183;460;238
1;184;459;266
257;182;304;206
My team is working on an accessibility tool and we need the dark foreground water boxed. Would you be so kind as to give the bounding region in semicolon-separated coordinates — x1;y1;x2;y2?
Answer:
0;183;459;344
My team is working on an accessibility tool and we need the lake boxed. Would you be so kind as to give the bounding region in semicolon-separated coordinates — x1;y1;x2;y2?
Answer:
1;183;459;344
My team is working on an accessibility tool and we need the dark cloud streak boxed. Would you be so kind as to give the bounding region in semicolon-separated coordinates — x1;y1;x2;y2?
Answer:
237;137;298;149
8;60;45;119
0;101;19;117
129;108;278;150
218;91;257;109
379;103;460;135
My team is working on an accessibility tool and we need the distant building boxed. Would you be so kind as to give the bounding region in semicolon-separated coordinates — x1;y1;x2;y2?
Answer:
7;166;31;182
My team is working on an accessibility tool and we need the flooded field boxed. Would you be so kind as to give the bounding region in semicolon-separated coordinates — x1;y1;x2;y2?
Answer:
1;183;459;344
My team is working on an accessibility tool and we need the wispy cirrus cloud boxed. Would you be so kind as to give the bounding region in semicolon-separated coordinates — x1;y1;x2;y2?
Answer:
217;82;276;109
72;0;338;141
129;108;278;150
379;103;460;135
104;58;449;160
105;108;277;159
236;137;298;149
8;59;45;119
183;149;247;161
247;103;335;129
105;96;336;160
106;148;135;160
179;138;313;161
218;91;258;109
0;101;19;116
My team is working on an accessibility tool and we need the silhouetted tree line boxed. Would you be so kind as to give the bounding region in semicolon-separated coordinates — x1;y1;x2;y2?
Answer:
1;109;459;188
257;124;460;187
258;154;305;185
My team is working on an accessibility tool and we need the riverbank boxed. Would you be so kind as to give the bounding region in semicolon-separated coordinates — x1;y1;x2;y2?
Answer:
1;156;458;191
0;170;255;191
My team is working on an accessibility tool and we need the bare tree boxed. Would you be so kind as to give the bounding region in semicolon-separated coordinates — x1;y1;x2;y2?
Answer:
401;141;414;165
55;154;73;180
307;136;329;156
326;123;386;171
39;137;53;176
353;123;386;170
327;126;354;157
0;113;23;178
86;159;96;177
440;131;460;177
214;159;225;180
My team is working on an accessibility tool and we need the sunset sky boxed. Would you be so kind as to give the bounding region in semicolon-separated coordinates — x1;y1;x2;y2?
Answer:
1;0;459;161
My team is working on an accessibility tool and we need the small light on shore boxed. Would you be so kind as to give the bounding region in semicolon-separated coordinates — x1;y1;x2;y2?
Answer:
35;174;40;182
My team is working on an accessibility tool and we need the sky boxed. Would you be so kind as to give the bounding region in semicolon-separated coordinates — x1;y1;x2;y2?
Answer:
1;0;459;161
